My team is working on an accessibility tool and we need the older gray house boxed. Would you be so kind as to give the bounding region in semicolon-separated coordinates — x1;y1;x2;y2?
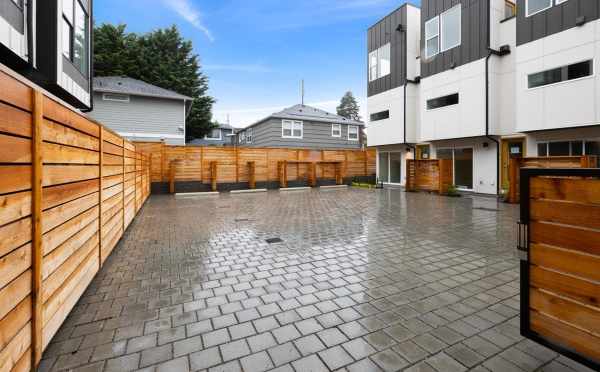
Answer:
187;123;236;146
90;77;192;145
236;104;364;149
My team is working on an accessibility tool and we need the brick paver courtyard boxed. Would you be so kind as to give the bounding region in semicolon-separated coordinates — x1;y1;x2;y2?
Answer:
39;188;594;372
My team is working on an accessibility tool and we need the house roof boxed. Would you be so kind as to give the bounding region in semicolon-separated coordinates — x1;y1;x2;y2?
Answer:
242;104;364;130
94;76;193;101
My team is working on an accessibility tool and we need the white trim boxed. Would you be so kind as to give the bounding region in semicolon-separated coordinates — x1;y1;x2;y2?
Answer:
347;125;359;141
425;16;439;59
526;0;553;17
331;124;342;137
282;120;303;139
117;132;185;139
440;4;461;53
102;93;130;102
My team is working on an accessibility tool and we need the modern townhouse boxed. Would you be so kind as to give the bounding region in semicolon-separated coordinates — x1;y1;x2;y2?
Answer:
0;0;93;110
369;0;600;195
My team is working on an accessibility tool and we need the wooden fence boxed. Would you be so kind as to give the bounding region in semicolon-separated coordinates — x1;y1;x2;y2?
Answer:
519;168;600;369
134;142;376;189
405;159;453;194
507;156;598;203
0;68;150;371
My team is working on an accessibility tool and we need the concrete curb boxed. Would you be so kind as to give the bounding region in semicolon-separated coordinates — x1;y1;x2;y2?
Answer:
279;187;312;192
319;185;348;189
230;189;268;194
175;192;220;198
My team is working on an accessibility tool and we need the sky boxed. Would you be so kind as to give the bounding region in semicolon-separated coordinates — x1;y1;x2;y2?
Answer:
94;0;414;127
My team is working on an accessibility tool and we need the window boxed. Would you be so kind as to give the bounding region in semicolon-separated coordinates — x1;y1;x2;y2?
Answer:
331;124;341;137
528;60;593;88
425;17;439;58
369;50;378;82
205;128;221;140
239;132;245;144
378;152;402;184
538;140;599;156
246;128;253;143
368;43;391;81
348;126;359;141
102;93;130;102
370;110;390;122
282;120;303;138
549;141;570;156
62;0;89;75
427;93;459;110
441;5;461;52
526;0;552;16
537;143;548;157
586;141;600;155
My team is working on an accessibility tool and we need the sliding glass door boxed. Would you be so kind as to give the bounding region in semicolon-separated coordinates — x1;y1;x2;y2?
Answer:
378;151;402;184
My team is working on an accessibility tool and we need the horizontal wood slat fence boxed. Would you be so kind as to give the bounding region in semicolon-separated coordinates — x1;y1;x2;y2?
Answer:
405;159;453;194
134;142;376;190
0;69;150;371
520;169;600;369
507;156;598;203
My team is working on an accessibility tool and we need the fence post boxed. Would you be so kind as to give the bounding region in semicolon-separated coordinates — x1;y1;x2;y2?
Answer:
98;128;103;267
211;161;217;191
235;147;239;183
581;155;591;168
248;162;256;189
508;157;519;203
169;162;175;194
31;90;43;367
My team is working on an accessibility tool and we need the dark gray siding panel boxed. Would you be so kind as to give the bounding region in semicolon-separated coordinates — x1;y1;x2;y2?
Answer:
0;0;24;32
420;0;489;78
516;0;600;46
367;5;407;97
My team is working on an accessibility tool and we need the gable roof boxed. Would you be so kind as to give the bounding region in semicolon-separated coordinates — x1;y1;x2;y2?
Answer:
94;76;193;101
242;104;364;130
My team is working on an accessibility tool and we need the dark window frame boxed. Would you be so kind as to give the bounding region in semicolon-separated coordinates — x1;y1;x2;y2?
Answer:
62;0;89;77
370;110;390;122
426;93;459;110
528;60;593;89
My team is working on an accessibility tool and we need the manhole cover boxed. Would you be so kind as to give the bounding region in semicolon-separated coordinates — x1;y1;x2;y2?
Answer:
473;207;499;212
265;237;283;244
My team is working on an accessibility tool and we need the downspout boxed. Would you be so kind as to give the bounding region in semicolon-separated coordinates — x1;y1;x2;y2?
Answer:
485;9;510;197
26;0;34;67
398;24;419;155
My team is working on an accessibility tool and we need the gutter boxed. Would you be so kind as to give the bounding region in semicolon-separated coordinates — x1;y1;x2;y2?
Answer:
485;11;510;196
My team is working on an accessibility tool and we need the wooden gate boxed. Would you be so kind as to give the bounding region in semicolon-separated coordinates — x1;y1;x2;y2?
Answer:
518;168;600;370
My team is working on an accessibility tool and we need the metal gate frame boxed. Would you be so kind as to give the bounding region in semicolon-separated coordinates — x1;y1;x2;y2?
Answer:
518;167;600;371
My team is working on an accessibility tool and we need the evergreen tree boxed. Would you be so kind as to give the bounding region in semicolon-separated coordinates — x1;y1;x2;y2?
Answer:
93;24;215;140
336;91;361;122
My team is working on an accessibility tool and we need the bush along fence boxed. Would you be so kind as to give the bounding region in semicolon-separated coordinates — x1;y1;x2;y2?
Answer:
0;68;150;371
134;142;377;193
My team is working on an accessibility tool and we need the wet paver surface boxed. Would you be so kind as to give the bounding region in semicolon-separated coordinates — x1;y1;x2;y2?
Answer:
39;188;595;372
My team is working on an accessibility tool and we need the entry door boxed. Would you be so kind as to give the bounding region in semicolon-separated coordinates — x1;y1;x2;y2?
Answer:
454;148;473;190
502;139;525;190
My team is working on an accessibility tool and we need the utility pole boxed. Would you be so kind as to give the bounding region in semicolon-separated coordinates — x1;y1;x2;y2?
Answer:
301;79;304;105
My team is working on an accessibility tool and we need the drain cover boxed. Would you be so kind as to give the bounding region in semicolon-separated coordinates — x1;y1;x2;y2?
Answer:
473;207;499;212
266;237;283;244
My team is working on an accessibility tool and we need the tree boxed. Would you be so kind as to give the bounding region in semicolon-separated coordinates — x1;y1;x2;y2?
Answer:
93;24;215;140
336;91;361;122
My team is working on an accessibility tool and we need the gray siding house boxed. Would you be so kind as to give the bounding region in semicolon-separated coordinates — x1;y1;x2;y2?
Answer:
90;77;192;145
187;123;236;146
236;104;364;149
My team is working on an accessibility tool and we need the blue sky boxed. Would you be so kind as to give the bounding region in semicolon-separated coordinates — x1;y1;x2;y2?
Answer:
94;0;412;127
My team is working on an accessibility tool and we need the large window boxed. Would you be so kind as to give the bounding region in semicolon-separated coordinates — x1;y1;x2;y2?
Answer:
348;126;359;141
427;93;459;110
368;43;391;82
246;128;253;143
205;128;221;140
62;0;89;75
370;110;390;122
538;140;599;156
528;60;593;88
331;124;341;137
441;5;461;52
425;5;461;59
425;17;439;59
282;120;303;138
438;148;473;189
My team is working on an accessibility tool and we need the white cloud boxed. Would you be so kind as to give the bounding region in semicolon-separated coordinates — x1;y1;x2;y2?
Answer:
204;64;271;73
162;0;214;42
